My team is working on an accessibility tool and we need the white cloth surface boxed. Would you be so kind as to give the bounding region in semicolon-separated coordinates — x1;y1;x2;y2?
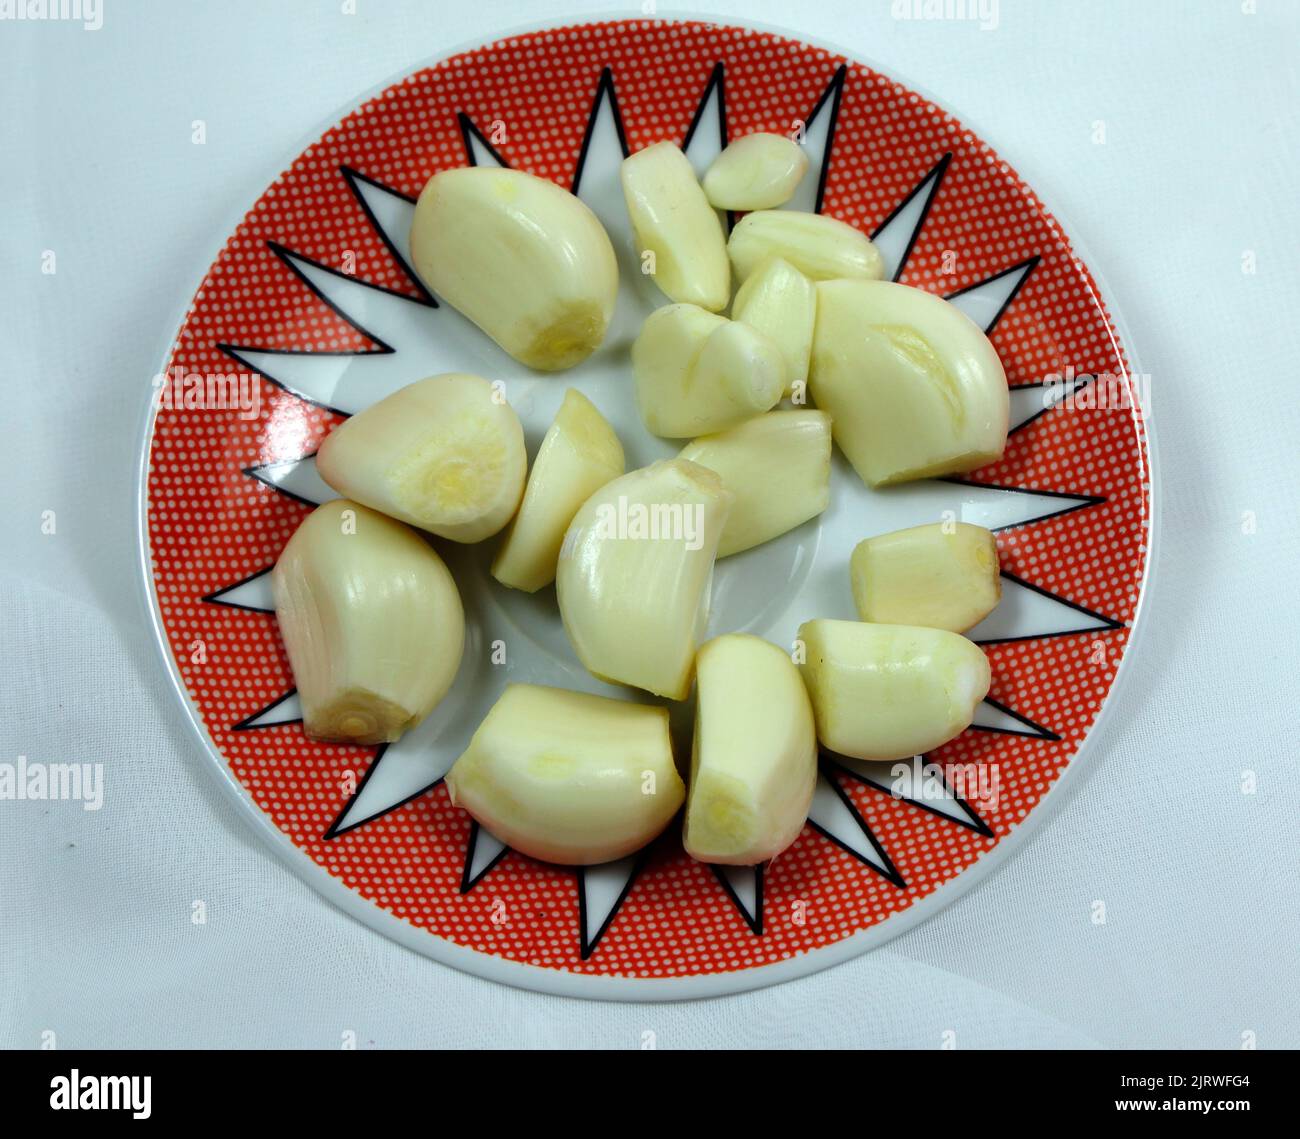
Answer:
2;0;1297;1050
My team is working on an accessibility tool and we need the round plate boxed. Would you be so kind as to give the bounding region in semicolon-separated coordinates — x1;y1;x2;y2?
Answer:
139;17;1153;998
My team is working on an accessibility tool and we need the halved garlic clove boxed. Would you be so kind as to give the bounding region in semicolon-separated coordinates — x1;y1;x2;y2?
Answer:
632;304;785;438
620;141;731;311
797;619;990;761
730;255;817;396
851;522;1001;633
684;634;817;865
445;683;683;865
727;209;884;285
492;389;625;593
316;373;526;544
701;132;809;211
410;166;618;371
810;280;1009;487
556;459;733;700
679;410;831;557
272;499;465;745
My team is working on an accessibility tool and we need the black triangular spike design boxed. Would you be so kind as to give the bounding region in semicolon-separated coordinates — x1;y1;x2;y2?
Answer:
972;695;1063;741
242;453;327;508
457;111;512;168
339;165;435;305
826;753;995;838
973;570;1125;645
807;763;907;889
200;565;275;613
943;255;1039;334
805;64;846;214
870;152;953;281
939;477;1106;530
576;850;647;959
571;66;629;194
322;745;443;840
460;821;510;893
231;689;302;732
709;863;764;935
682;61;727;152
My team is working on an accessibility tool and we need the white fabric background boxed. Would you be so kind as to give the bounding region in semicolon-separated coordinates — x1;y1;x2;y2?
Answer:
2;0;1297;1050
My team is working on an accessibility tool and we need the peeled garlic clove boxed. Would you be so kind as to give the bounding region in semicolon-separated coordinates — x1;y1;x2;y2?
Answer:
445;684;683;865
491;389;625;593
410;167;618;371
272;500;465;745
851;522;1001;633
797;619;990;761
679;410;831;557
684;635;817;865
727;209;884;285
632;304;785;438
556;459;733;700
810;280;1009;487
730;255;816;395
621;141;730;311
692;321;787;421
702;132;809;211
317;373;526;543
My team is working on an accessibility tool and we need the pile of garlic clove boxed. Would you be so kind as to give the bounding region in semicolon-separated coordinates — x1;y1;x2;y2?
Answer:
269;131;1011;869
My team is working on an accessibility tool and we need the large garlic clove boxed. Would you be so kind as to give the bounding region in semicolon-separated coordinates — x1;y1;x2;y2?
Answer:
679;410;831;557
410;167;618;371
620;141;731;311
445;684;683;865
727;209;884;285
556;459;733;700
810;280;1009;487
316;373;526;544
730;255;817;396
701;132;809;211
684;634;817;865
272;499;465;745
492;389;625;593
632;304;785;438
797;619;990;761
851;522;1001;633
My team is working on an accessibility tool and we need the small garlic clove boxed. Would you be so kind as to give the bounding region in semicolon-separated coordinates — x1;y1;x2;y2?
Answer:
445;684;683;866
316;373;526;544
684;634;817;865
797;619;990;761
410;167;618;371
679;410;831;557
730;255;817;396
492;389;625;593
851;522;1001;633
632;304;785;438
632;304;727;437
556;459;733;700
620;141;731;311
727;209;884;285
810;280;1008;487
272;500;465;745
701;132;809;211
692;321;788;420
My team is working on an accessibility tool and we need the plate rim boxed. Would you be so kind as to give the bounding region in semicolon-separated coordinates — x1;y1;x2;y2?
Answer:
133;11;1160;1001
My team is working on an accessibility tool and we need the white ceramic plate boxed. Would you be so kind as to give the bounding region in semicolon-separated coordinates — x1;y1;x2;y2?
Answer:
139;17;1154;998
